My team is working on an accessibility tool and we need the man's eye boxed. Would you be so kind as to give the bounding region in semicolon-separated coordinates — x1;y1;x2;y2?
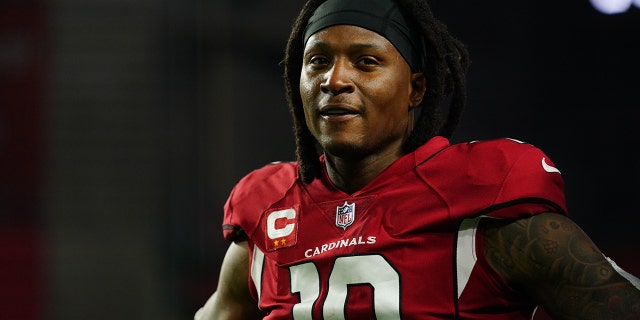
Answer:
358;57;379;66
309;56;329;65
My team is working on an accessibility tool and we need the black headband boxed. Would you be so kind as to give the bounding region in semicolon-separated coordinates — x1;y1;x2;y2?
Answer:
303;0;425;71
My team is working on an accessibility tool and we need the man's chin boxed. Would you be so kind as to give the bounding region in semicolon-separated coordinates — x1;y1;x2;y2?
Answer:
320;141;369;160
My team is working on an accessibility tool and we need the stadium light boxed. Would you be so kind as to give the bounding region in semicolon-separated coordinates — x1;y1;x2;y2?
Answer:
590;0;633;14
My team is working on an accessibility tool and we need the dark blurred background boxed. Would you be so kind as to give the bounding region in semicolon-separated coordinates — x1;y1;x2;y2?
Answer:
1;0;638;318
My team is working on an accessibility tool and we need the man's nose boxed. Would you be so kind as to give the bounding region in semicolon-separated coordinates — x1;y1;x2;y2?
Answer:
320;59;355;95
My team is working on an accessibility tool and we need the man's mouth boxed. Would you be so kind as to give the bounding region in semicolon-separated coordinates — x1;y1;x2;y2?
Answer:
319;103;360;115
320;109;356;116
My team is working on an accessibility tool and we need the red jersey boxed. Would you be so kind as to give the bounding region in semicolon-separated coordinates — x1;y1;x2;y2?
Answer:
222;136;567;319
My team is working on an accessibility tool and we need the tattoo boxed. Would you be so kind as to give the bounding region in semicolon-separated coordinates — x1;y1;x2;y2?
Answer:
482;212;640;319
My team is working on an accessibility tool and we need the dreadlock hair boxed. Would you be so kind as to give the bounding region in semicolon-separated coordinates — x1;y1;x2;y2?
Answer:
283;0;470;183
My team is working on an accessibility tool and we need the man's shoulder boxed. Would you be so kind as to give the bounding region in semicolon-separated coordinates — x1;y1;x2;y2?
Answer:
240;161;299;183
229;161;299;205
452;137;539;154
222;161;300;243
414;136;540;167
415;137;566;218
416;137;540;181
429;137;542;166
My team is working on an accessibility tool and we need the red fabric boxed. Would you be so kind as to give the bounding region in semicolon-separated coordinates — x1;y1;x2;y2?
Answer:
222;137;567;319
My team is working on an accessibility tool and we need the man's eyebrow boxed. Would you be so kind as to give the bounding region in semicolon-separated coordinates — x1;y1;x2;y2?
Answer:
347;42;385;51
304;40;331;51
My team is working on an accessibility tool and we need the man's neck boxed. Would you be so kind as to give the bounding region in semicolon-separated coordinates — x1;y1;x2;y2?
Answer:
324;149;403;194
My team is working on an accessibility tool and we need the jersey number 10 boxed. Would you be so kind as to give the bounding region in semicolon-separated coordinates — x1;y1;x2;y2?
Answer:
252;250;401;319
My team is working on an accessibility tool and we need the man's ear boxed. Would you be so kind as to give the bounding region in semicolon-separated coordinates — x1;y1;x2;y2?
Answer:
410;73;427;108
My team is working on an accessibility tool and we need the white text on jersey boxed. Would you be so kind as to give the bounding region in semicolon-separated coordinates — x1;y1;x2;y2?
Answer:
304;236;377;258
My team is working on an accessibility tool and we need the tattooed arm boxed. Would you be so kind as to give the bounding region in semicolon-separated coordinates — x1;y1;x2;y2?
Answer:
482;212;640;319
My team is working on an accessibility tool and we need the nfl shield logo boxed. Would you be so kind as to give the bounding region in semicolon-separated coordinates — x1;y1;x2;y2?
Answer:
335;201;355;230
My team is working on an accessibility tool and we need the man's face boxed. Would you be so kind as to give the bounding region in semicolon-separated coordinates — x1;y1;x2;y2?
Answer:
300;24;422;159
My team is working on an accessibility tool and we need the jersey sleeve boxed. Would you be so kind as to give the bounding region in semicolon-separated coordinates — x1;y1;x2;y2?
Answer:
490;144;567;218
222;162;299;242
418;138;567;220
